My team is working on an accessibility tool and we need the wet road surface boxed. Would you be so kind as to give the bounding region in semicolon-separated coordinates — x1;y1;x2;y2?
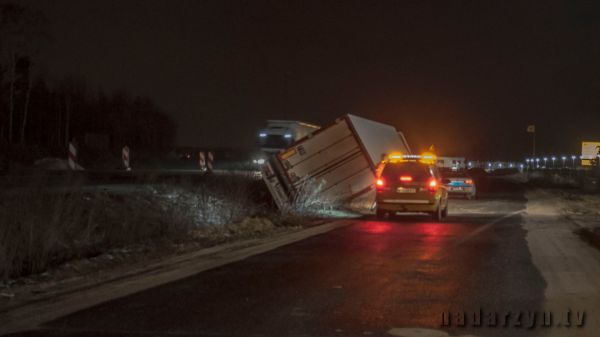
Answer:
5;179;549;337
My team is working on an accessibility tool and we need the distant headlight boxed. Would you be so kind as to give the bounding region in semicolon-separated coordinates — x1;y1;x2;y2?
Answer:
284;134;292;138
259;133;267;137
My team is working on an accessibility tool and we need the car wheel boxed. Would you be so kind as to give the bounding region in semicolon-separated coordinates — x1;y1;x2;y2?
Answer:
432;204;443;221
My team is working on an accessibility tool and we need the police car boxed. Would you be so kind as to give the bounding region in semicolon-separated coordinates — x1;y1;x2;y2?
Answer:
440;168;477;199
375;152;449;221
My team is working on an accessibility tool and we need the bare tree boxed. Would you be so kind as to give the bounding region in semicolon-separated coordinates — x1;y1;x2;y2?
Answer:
0;3;47;144
6;51;15;143
20;59;32;144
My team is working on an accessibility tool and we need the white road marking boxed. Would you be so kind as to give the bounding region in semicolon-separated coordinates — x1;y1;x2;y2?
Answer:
452;209;523;247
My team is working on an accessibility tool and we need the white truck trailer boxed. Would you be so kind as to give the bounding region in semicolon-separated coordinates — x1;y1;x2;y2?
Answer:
261;114;411;210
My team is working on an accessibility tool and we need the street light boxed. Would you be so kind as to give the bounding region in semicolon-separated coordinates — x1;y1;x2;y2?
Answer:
551;156;556;168
543;157;548;168
561;156;566;168
571;155;576;168
536;158;540;168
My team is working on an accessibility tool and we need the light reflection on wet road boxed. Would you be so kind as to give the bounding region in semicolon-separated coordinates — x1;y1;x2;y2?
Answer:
6;180;547;337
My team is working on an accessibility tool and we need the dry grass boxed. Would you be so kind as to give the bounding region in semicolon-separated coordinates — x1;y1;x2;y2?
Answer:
0;173;271;280
280;178;340;217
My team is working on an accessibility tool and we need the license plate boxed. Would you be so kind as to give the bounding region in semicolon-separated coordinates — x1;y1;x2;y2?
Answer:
396;187;416;193
450;187;463;191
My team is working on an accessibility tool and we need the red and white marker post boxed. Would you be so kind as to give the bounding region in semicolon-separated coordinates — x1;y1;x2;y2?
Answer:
207;151;214;172
68;142;77;170
198;151;206;170
122;146;131;171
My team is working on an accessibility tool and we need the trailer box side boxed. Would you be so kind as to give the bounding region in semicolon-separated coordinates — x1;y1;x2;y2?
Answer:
276;117;372;203
270;114;410;207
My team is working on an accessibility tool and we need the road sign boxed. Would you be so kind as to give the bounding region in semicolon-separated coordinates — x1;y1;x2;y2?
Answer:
581;141;600;166
526;125;535;133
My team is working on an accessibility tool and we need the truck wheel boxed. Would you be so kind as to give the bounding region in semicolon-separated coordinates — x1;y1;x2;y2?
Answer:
376;209;387;220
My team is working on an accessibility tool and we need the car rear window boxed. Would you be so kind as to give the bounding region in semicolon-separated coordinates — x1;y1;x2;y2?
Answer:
381;162;432;182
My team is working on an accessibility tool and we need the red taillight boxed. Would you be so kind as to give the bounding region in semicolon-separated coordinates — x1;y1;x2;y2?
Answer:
427;178;438;192
400;175;413;182
376;178;385;188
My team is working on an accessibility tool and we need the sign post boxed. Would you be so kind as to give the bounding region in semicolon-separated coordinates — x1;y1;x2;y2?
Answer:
526;125;536;157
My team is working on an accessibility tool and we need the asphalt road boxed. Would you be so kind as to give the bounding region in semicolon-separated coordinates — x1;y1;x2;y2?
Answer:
6;179;552;337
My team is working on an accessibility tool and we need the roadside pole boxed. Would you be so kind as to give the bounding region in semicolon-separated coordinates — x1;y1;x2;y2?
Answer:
122;146;131;171
533;132;536;157
527;125;536;157
527;125;536;169
207;151;214;173
198;151;206;171
68;141;77;170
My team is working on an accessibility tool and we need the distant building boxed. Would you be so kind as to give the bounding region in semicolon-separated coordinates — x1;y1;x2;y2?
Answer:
436;156;466;170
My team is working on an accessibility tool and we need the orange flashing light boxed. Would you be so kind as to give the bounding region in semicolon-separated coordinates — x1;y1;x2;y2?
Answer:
387;152;404;162
419;151;437;164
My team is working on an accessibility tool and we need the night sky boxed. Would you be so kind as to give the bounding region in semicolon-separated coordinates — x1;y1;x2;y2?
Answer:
15;0;600;159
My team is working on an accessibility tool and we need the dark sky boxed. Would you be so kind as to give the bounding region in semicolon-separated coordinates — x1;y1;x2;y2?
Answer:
15;0;600;159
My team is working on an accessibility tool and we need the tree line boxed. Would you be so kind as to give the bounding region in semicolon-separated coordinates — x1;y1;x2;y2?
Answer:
0;3;176;156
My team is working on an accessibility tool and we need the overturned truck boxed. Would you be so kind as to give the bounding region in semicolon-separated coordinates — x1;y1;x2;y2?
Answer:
262;114;411;211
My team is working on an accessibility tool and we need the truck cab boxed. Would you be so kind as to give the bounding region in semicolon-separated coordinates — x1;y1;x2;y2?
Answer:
258;120;320;153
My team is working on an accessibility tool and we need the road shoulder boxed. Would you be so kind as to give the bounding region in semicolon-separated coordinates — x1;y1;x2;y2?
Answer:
0;219;353;335
523;188;600;336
